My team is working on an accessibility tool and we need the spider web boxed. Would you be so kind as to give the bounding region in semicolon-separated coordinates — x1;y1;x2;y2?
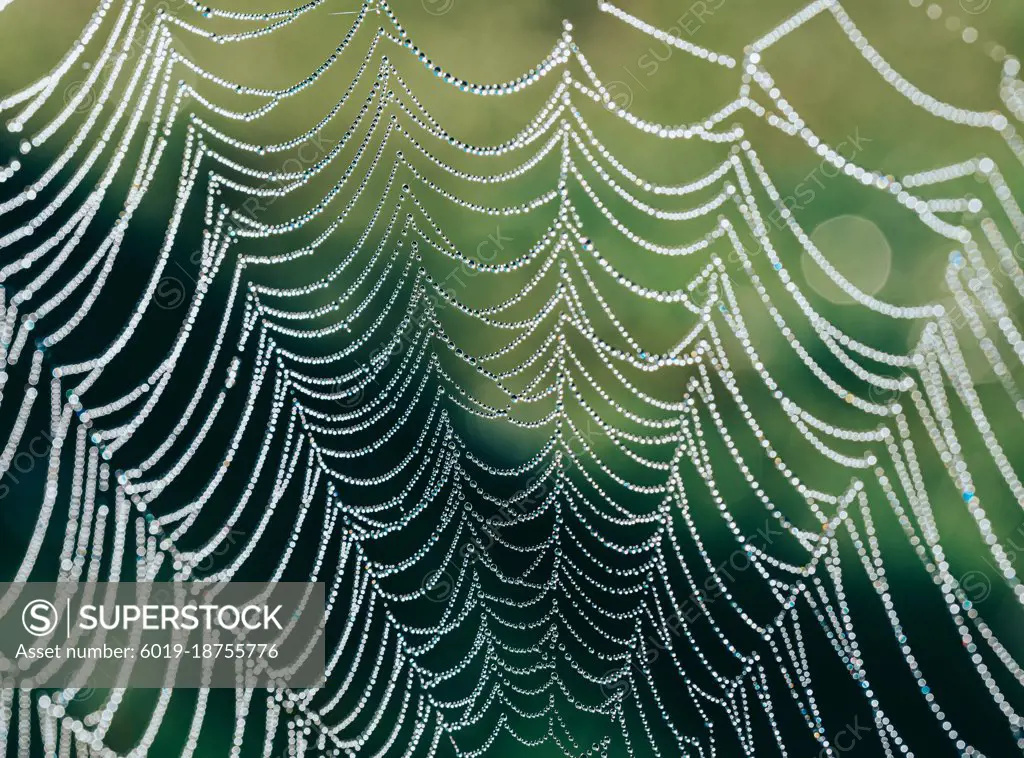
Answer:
0;0;1023;755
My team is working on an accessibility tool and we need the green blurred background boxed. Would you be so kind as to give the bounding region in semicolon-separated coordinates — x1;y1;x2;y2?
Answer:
2;0;1024;755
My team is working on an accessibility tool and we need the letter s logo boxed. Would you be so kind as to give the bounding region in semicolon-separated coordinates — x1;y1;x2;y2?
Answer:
22;600;59;636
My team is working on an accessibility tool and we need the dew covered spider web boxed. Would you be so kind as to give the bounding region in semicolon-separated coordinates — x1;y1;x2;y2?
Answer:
0;0;1024;755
